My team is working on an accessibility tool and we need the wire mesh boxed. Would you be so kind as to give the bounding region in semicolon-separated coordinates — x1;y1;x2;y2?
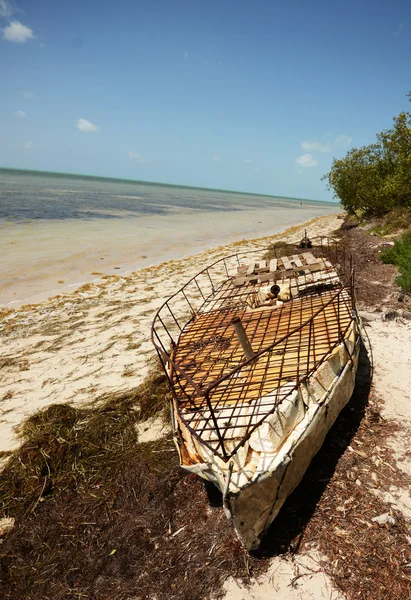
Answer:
151;239;355;461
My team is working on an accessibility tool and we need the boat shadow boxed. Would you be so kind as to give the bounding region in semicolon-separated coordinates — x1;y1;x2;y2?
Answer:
205;341;372;556
256;341;372;557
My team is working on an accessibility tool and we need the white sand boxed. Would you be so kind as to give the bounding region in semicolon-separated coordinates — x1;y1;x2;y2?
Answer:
0;214;342;453
2;212;411;599
224;550;345;599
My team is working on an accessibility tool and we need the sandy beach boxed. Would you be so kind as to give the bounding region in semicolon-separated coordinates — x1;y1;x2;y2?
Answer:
0;169;339;309
1;213;410;599
0;214;343;453
1;202;339;308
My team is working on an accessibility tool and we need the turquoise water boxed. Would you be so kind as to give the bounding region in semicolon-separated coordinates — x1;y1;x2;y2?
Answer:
0;169;339;307
0;168;336;222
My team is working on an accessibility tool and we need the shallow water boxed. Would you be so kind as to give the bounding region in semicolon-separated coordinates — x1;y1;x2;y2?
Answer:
0;169;340;307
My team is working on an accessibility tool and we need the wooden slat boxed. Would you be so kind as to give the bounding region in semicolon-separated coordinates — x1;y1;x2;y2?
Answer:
291;254;303;268
269;258;278;272
233;277;246;287
246;261;256;275
233;261;332;288
301;252;317;265
281;255;293;270
259;272;276;283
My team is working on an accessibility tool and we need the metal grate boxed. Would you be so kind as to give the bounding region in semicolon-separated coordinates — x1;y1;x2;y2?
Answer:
151;238;356;461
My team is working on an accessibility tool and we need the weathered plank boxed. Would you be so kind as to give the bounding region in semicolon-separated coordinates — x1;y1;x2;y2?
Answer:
281;255;293;270
269;258;278;272
291;254;303;268
301;252;317;265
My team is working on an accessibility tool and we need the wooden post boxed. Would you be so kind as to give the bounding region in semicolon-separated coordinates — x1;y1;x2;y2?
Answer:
231;316;254;360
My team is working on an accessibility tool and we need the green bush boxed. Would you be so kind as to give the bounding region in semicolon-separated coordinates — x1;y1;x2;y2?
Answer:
322;96;411;218
381;232;411;292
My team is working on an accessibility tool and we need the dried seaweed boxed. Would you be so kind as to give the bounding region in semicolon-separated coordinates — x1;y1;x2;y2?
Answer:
1;219;411;600
0;361;259;600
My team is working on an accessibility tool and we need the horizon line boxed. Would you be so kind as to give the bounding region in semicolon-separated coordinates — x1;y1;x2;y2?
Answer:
0;166;338;206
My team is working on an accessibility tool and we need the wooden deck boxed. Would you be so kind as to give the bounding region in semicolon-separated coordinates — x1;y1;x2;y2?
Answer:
159;250;355;456
172;288;352;412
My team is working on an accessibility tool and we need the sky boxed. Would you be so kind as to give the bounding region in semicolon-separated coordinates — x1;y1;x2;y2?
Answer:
1;0;411;201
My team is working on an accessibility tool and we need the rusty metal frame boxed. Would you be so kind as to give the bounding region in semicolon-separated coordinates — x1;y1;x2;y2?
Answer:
151;237;356;461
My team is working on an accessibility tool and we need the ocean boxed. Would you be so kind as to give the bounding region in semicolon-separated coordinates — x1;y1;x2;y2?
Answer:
0;168;340;307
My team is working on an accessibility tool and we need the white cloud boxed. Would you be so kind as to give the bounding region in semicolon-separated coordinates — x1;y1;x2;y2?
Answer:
301;140;330;153
23;90;34;99
296;153;318;168
0;0;14;17
14;109;26;118
300;135;352;157
128;151;142;161
213;155;222;162
24;141;34;149
253;167;260;172
335;134;352;146
3;20;34;43
243;158;252;163
76;118;99;133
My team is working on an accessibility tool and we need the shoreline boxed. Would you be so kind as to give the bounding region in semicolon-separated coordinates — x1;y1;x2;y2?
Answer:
0;213;342;454
0;166;339;204
2;212;339;311
1;202;340;309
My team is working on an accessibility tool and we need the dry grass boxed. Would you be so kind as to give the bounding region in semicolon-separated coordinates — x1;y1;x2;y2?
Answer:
301;397;411;598
370;207;411;236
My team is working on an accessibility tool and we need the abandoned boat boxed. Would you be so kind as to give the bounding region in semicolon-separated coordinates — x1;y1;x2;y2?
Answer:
151;238;362;551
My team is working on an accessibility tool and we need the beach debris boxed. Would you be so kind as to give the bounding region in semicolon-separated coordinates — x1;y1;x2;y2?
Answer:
153;239;362;551
372;512;396;526
0;517;15;537
382;309;399;322
170;525;188;537
298;229;312;248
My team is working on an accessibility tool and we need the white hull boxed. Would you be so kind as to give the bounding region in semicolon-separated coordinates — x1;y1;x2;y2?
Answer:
152;245;361;550
173;322;360;550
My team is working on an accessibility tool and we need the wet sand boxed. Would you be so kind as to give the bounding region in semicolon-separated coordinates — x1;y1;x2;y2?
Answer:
1;202;339;308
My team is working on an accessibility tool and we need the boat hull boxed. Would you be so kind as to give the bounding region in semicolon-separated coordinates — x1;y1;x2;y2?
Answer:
152;244;362;551
173;323;361;550
226;343;359;550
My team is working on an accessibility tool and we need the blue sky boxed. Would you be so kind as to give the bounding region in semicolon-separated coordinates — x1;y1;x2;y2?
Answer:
1;0;411;201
